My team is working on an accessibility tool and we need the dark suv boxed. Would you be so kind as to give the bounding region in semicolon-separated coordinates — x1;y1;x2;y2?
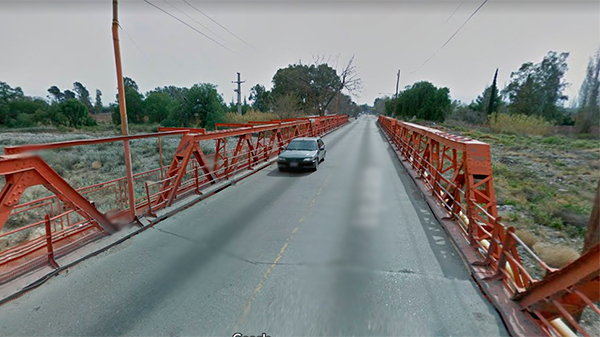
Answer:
277;137;326;171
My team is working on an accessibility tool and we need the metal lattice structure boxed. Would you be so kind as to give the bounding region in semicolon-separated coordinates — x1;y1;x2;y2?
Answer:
378;115;599;337
0;115;348;283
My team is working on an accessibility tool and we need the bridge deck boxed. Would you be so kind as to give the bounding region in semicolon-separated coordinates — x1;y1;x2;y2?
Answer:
0;116;508;336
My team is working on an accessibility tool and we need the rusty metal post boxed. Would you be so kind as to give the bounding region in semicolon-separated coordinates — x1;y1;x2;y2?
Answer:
159;135;164;181
44;214;59;269
112;0;136;222
194;161;200;194
144;182;155;217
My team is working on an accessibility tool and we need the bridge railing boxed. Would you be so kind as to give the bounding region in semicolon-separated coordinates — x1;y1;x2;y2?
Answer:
0;115;348;283
378;115;599;337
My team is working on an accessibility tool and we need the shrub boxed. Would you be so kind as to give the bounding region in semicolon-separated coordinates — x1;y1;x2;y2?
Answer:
515;230;539;248
446;106;487;126
489;113;554;136
532;242;580;268
224;110;280;124
540;136;567;146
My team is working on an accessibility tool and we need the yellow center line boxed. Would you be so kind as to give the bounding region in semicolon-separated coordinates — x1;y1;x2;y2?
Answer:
233;169;334;331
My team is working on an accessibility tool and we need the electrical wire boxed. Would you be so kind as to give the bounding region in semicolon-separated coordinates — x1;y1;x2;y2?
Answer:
182;0;256;51
119;24;170;85
141;0;240;56
409;0;489;75
445;2;464;23
162;0;229;46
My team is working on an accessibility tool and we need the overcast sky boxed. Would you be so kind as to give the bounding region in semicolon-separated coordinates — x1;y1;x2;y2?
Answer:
0;0;598;107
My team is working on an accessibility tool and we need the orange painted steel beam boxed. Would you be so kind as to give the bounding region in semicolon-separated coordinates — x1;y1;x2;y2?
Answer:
0;115;348;282
151;116;347;214
0;154;117;234
157;127;206;133
514;243;600;319
378;115;600;336
214;123;252;129
4;131;187;155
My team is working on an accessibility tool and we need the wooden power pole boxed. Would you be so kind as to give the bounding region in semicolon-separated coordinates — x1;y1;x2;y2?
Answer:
112;0;136;221
394;70;401;117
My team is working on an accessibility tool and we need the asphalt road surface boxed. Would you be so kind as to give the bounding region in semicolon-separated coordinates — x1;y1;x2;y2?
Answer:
0;115;508;336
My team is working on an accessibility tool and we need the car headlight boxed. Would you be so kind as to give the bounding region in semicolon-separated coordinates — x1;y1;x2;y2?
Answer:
303;157;317;162
278;157;286;162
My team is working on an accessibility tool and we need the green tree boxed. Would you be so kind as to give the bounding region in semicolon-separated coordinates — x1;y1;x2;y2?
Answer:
271;57;361;116
152;85;187;101
63;90;76;101
386;81;451;122
470;69;502;116
0;82;53;127
53;99;96;127
73;82;92;113
249;84;272;112
373;96;389;115
47;86;64;103
576;50;600;133
6;98;51;127
0;82;24;125
336;93;361;117
470;86;503;113
166;83;226;129
112;77;145;124
503;51;570;122
145;91;173;123
94;89;103;114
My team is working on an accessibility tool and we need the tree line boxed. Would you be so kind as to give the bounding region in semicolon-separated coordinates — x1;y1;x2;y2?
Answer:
249;57;363;118
0;57;364;130
0;81;99;128
381;50;600;133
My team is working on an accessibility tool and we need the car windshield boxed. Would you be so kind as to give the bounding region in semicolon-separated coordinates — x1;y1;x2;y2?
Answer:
286;140;317;151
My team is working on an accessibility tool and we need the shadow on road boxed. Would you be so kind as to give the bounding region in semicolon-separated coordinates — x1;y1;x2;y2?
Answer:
266;169;314;177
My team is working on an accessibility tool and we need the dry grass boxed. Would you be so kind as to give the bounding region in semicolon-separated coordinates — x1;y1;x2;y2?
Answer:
90;113;113;124
224;110;280;124
532;242;581;268
489;113;554;136
515;229;539;248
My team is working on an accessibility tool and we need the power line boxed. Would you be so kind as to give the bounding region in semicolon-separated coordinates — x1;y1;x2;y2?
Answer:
141;0;239;56
162;0;229;46
445;2;464;23
182;0;256;51
119;24;170;84
409;0;489;75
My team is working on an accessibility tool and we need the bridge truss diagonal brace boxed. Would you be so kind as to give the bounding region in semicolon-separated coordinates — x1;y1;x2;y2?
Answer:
160;135;215;208
514;243;600;320
0;154;117;234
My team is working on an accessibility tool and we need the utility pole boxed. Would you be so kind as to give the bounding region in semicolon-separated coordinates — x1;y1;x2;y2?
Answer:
232;72;245;115
393;69;401;117
112;0;136;222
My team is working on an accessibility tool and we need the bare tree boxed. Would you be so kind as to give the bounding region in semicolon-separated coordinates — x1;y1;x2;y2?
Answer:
309;55;363;115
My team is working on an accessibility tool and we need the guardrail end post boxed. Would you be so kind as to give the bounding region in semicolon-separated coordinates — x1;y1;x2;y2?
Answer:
44;214;59;269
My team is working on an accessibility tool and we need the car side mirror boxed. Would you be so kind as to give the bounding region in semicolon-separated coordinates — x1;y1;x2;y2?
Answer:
280;146;286;151
319;146;325;151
